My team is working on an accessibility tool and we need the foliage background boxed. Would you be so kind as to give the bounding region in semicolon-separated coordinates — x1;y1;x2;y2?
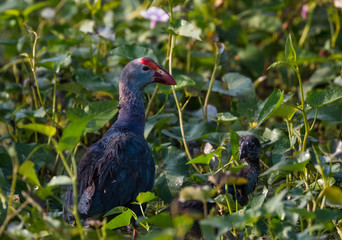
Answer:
0;0;342;239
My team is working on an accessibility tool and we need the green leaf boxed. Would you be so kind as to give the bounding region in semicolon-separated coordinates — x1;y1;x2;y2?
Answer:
271;104;298;120
37;53;71;73
145;113;175;139
230;129;239;161
306;88;342;108
136;191;156;204
229;163;248;173
216;112;238;122
57;82;85;94
323;186;342;204
84;100;118;133
158;74;195;94
23;1;54;17
222;73;256;99
105;209;133;229
257;88;284;126
104;206;128;217
18;123;56;137
161;122;215;141
57;115;94;152
285;34;296;63
145;212;173;229
19;161;41;187
154;174;185;203
169;19;201;41
47;176;72;187
261;150;310;176
111;45;156;60
187;146;225;165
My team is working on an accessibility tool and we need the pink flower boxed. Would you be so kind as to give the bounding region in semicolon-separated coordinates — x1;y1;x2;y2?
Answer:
335;0;342;8
140;7;169;29
301;4;308;19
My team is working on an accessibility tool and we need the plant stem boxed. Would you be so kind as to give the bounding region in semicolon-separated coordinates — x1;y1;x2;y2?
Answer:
294;65;309;151
145;86;159;119
168;0;200;173
203;43;220;123
52;139;84;239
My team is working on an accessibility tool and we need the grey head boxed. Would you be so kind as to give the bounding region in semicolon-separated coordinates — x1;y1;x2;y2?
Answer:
239;135;261;164
119;57;176;94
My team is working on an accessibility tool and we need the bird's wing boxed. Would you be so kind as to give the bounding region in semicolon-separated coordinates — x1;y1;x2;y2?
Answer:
76;131;154;218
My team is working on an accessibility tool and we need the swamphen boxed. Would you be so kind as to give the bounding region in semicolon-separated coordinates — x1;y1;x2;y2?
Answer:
63;57;176;224
228;135;261;206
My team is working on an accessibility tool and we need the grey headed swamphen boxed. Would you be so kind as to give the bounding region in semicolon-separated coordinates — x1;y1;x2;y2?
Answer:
228;135;261;206
63;57;176;225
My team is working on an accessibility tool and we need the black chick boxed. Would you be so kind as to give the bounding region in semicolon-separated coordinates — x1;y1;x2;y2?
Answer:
228;135;261;206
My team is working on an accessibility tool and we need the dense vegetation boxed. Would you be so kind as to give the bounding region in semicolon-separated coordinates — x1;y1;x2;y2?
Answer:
0;0;342;239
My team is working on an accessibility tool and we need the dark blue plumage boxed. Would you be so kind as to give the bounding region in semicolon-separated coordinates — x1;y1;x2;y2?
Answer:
228;135;261;206
63;58;176;224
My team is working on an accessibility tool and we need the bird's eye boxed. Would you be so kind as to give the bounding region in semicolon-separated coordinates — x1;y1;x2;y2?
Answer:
142;66;150;71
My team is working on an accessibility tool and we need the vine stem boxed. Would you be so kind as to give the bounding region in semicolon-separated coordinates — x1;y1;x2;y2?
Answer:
168;0;200;173
203;43;220;122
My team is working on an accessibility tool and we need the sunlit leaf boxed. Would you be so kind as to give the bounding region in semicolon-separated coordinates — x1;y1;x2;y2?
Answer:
105;209;133;229
257;88;284;126
187;146;224;165
323;186;342;204
18;123;56;137
23;1;54;17
145;212;173;229
271;104;298;120
285;34;296;63
19;161;41;187
136;191;156;204
216;112;238;122
47;176;72;187
104;206;128;217
230;129;239;161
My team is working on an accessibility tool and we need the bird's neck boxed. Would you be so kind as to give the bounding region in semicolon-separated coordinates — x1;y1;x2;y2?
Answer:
241;157;260;170
115;85;145;136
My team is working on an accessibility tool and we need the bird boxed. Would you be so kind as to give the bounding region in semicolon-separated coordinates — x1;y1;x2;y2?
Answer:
228;135;261;206
63;57;176;225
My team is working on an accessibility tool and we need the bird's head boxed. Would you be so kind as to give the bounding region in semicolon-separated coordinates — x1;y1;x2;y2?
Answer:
239;135;261;163
120;57;176;92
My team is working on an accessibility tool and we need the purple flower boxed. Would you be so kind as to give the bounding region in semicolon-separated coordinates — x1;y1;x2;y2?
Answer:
140;7;169;29
301;4;308;19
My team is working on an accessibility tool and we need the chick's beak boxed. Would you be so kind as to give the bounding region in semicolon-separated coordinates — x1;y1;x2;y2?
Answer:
239;142;248;160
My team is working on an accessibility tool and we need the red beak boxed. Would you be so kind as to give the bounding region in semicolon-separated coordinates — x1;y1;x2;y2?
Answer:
140;57;176;85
